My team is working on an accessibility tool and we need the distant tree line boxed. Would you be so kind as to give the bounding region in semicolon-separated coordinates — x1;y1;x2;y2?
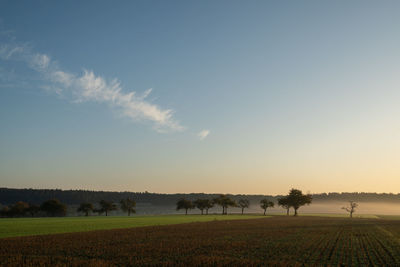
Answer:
0;199;67;217
0;188;397;206
1;189;312;218
1;198;137;218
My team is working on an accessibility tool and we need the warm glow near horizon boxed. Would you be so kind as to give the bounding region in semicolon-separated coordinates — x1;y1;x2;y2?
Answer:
1;1;400;194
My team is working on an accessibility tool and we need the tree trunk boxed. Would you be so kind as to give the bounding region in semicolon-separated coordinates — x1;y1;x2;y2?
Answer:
185;209;188;215
350;211;353;218
201;209;204;215
206;209;209;215
263;209;266;216
294;208;298;216
286;208;289;216
85;211;88;216
105;211;108;216
128;210;131;216
241;208;244;215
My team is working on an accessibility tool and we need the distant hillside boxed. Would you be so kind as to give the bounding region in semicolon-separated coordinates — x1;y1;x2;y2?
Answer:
1;188;399;205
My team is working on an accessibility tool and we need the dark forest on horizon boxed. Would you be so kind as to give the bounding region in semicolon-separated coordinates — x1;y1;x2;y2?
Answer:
1;187;399;206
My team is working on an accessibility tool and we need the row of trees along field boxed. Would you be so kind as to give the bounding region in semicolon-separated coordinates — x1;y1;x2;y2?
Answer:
2;189;361;218
0;198;137;218
177;189;312;216
0;199;67;217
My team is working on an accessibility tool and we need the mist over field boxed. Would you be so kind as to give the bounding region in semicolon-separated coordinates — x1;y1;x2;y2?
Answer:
60;201;400;217
291;202;400;216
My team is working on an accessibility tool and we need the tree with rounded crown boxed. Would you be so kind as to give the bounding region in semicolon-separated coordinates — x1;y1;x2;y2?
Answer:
278;196;290;216
120;198;136;216
194;199;213;215
40;199;67;217
238;199;250;215
27;204;40;217
98;200;117;216
213;195;236;215
260;198;274;215
287;188;312;216
77;202;94;216
9;201;29;217
176;198;194;215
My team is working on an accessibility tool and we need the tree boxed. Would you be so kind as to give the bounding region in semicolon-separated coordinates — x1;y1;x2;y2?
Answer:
98;200;117;216
40;199;67;217
204;199;214;215
9;201;29;217
213;195;236;215
26;204;40;217
193;199;214;215
120;198;136;216
342;201;358;218
286;189;312;216
278;197;290;216
77;202;94;216
176;198;194;215
0;206;10;217
194;199;206;215
260;199;274;215
238;199;250;215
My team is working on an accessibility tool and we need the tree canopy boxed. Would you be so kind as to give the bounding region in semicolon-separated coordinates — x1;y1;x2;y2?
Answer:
286;189;312;216
176;198;194;215
40;199;67;217
77;202;94;216
277;197;291;215
213;195;236;215
120;198;136;216
260;199;274;215
97;200;117;216
238;199;250;215
194;199;213;215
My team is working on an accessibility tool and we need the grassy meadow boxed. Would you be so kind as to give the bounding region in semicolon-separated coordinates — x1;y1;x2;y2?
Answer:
0;214;263;238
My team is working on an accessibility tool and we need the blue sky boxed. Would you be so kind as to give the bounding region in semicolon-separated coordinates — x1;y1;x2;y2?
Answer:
1;1;400;194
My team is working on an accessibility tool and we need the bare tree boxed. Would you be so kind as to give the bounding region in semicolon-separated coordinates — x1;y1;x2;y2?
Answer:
342;201;358;218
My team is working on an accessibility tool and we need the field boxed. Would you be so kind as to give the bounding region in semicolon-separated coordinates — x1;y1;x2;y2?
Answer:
1;216;400;266
0;214;261;238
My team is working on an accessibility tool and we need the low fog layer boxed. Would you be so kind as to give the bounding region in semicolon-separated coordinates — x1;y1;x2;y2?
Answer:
282;201;400;216
64;201;400;216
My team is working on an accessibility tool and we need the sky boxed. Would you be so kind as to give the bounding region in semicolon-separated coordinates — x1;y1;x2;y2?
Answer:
1;1;400;195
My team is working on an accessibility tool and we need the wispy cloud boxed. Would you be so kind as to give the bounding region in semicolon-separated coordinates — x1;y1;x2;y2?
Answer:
198;129;210;140
0;42;184;132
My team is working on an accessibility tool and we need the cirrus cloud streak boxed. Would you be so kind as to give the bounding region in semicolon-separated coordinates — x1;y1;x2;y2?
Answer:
0;42;184;132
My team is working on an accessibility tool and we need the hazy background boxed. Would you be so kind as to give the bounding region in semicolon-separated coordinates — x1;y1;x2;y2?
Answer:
61;202;400;216
1;1;400;195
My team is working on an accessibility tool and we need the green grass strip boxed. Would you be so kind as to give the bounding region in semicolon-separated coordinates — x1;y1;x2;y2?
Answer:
0;214;264;238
